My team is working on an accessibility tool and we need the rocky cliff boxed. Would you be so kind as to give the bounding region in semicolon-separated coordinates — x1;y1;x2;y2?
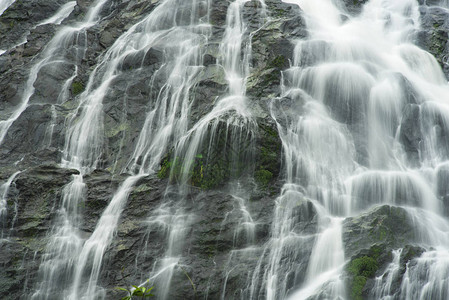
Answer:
1;0;449;299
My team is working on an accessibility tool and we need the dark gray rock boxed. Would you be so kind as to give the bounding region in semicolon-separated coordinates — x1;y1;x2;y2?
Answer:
399;104;422;166
343;205;416;258
0;165;78;299
340;0;369;16
342;205;426;300
416;6;449;79
0;0;309;299
0;0;75;50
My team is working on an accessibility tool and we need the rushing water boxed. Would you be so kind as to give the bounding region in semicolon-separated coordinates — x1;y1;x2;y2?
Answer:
28;0;113;298
271;0;449;298
2;0;449;299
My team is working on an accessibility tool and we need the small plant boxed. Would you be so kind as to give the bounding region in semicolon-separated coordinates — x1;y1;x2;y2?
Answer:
116;285;154;300
116;270;154;300
71;81;84;96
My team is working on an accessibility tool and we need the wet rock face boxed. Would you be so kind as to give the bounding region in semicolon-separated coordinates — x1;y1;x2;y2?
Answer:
1;0;448;299
0;0;69;49
417;5;449;79
0;165;78;298
342;205;427;300
341;0;369;15
343;205;416;258
0;0;295;298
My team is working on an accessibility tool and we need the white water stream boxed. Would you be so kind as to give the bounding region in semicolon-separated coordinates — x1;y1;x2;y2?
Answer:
0;171;20;239
37;1;77;27
270;0;449;298
28;0;113;299
0;0;15;16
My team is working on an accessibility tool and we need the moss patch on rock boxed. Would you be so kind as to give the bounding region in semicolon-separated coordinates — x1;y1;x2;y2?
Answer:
254;123;282;190
71;81;84;96
347;246;382;300
158;154;232;190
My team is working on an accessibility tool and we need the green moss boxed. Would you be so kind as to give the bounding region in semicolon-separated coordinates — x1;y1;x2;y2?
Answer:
255;168;273;187
157;154;227;190
204;243;217;258
369;244;382;259
351;276;367;300
134;184;152;193
254;55;288;95
348;256;378;300
268;55;287;69
71;81;84;96
256;124;281;179
272;8;287;17
348;256;378;277
157;156;171;179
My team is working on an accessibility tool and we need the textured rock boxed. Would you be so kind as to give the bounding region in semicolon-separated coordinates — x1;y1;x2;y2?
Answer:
0;165;78;298
1;0;448;299
0;0;293;298
417;5;449;79
342;205;426;300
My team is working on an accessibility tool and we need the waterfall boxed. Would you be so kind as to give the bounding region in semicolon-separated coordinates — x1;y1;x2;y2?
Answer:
266;0;449;298
0;171;20;239
2;0;449;299
28;0;113;298
63;0;215;298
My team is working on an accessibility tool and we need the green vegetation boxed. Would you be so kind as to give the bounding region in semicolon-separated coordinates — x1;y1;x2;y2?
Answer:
158;154;227;190
272;8;287;18
71;81;85;96
116;286;154;300
255;168;273;187
347;255;378;300
267;55;287;69
255;124;281;190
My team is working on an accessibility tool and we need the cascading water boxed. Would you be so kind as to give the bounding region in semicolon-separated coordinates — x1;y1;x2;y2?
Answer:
139;0;264;298
28;0;113;299
258;0;449;298
61;0;215;299
0;0;108;146
3;0;449;299
31;174;86;300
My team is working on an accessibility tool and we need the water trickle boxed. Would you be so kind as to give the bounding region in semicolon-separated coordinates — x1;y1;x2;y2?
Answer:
0;0;109;147
36;1;77;27
61;0;216;298
0;171;20;239
373;248;402;299
28;1;113;299
0;0;16;15
141;1;265;297
31;174;86;300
